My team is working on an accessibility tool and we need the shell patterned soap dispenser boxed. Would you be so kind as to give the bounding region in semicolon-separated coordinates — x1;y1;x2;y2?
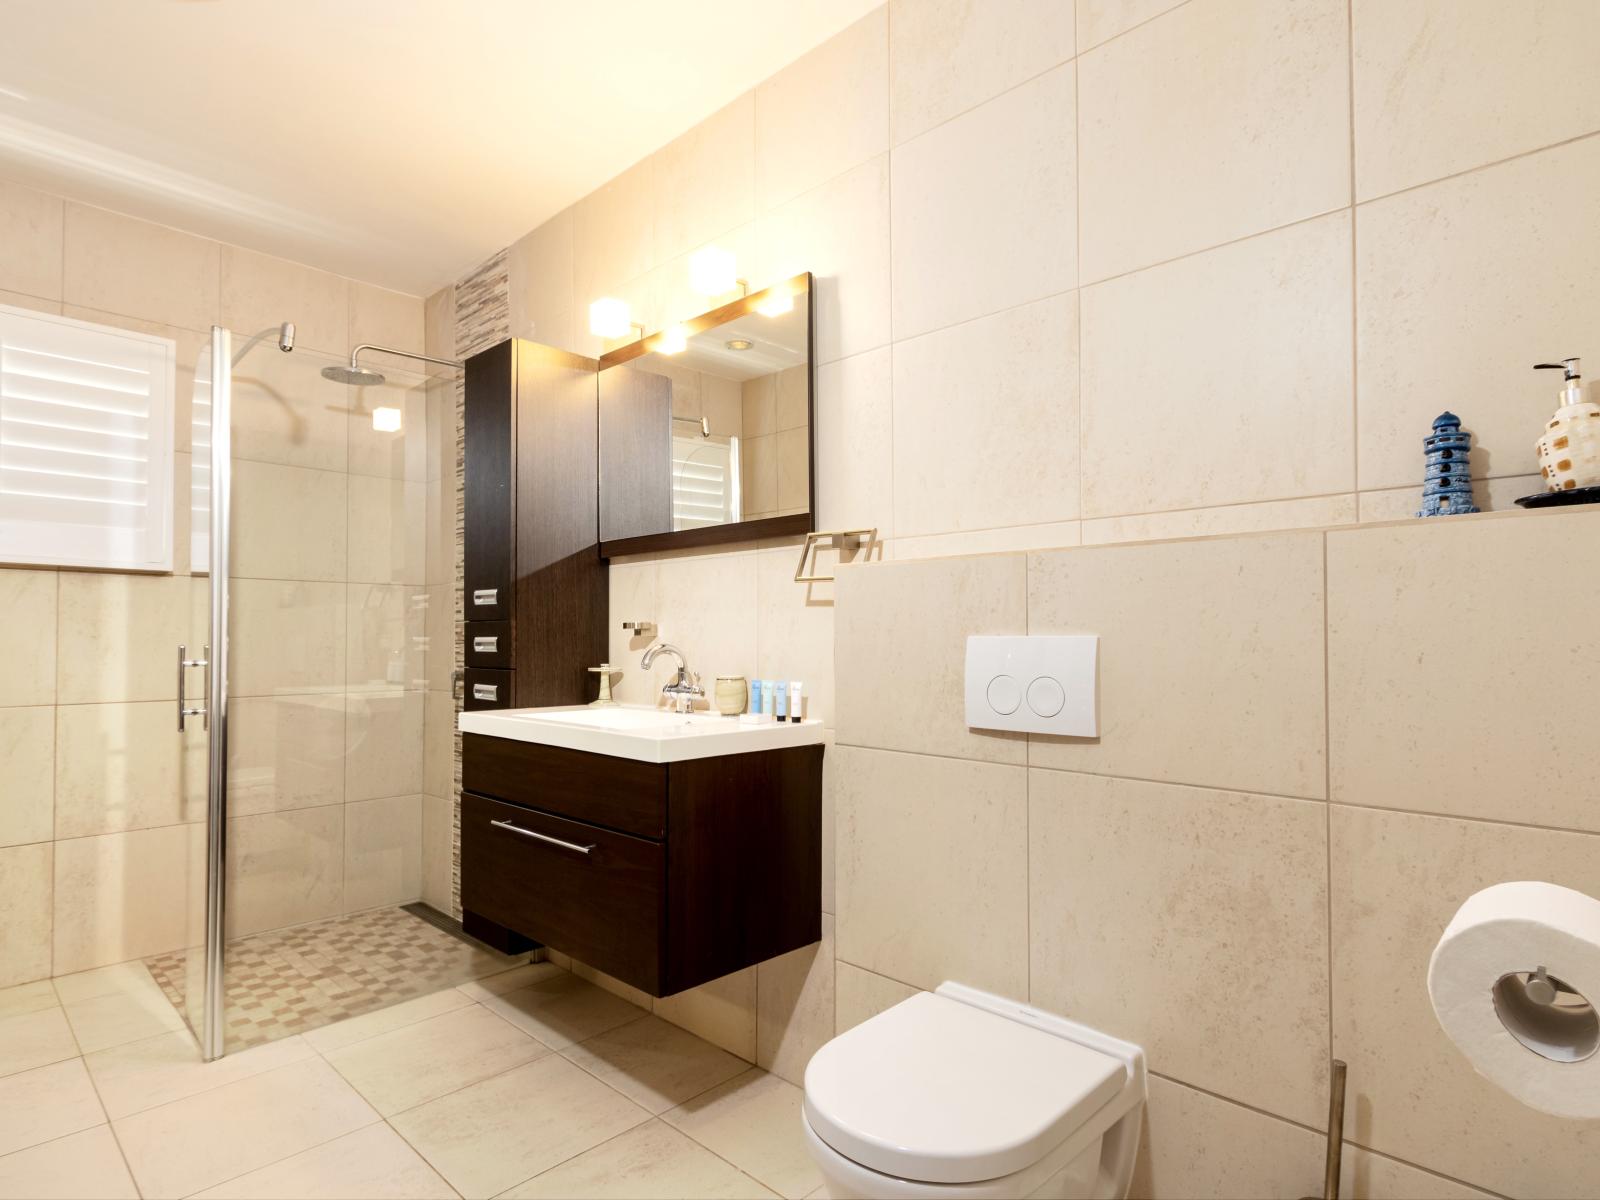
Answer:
1533;358;1600;496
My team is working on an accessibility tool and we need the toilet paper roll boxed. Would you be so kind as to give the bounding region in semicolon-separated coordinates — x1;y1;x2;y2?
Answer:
1429;881;1600;1118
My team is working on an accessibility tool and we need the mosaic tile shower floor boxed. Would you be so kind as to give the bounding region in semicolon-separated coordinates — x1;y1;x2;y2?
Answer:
145;906;527;1052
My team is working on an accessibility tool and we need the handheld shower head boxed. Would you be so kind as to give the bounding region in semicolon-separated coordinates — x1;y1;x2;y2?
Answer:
278;322;295;352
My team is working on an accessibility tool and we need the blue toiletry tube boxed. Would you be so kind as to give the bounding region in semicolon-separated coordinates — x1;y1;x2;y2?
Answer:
763;680;776;717
750;679;763;714
775;680;788;721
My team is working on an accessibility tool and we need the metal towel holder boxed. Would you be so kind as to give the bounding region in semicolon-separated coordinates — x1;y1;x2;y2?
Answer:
794;528;877;583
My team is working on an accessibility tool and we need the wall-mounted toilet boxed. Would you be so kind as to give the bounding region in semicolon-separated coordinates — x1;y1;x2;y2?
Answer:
802;982;1146;1199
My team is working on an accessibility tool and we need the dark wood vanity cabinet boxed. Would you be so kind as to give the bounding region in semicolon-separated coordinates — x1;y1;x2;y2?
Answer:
463;338;606;710
460;733;824;997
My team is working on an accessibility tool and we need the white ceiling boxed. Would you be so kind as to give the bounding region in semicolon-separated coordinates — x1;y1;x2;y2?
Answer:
0;0;880;297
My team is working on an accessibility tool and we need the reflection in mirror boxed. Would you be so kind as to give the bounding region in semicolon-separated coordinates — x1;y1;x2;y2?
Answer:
598;274;812;552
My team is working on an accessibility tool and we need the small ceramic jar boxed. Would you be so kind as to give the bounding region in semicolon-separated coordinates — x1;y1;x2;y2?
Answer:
714;675;748;716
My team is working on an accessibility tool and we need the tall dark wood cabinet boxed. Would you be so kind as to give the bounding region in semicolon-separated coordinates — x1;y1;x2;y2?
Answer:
462;339;605;712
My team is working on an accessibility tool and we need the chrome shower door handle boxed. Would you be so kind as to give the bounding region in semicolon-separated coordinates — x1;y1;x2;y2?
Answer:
177;643;209;731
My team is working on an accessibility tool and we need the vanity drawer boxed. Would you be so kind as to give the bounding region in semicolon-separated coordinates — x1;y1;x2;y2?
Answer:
463;669;513;711
461;791;663;993
462;733;665;839
465;621;513;669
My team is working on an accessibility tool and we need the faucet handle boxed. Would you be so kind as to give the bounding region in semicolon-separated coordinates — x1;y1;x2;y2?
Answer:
622;620;656;638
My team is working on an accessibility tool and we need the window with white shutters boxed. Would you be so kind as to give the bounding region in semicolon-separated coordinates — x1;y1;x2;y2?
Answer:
672;434;740;530
0;305;176;571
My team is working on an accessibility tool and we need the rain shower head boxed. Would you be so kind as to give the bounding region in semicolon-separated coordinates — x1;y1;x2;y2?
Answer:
321;362;387;385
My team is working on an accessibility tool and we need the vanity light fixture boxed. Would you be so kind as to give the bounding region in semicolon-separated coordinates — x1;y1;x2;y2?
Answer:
371;405;402;433
589;297;632;339
725;338;754;352
657;324;688;354
755;289;793;318
689;246;740;297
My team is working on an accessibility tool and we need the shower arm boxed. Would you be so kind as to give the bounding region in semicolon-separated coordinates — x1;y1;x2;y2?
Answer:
346;343;463;373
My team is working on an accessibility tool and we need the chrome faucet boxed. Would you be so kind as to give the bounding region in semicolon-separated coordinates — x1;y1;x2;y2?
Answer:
641;642;703;713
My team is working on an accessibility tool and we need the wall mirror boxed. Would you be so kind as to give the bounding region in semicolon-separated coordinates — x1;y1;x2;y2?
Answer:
597;273;813;556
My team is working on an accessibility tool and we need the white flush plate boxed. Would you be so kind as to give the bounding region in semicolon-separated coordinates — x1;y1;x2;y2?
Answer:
965;635;1098;737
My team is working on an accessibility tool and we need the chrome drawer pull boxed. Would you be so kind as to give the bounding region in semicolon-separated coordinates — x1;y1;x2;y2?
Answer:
472;588;498;607
490;819;595;855
473;636;499;653
472;683;498;701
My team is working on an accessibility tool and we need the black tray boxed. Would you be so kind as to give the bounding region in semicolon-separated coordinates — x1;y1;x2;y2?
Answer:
1515;485;1600;508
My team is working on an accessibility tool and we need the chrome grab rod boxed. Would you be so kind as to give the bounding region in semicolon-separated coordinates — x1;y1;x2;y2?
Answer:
201;326;232;1063
176;644;208;731
490;819;595;856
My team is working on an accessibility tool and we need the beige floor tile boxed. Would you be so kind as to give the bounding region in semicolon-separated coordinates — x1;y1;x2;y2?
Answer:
56;962;187;1054
112;1057;379;1199
503;1119;776;1199
192;1122;453;1199
562;1015;745;1115
661;1069;820;1200
325;1002;548;1116
391;1055;651;1199
477;970;649;1051
834;963;917;1035
567;959;655;1011
457;962;563;1000
755;916;834;1086
84;1029;314;1119
651;968;756;1062
0;1125;138;1200
0;1006;79;1078
305;984;473;1054
0;1059;105;1156
0;979;57;1021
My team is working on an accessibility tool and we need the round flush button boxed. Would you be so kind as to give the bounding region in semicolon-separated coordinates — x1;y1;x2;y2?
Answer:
1027;676;1066;718
986;674;1022;715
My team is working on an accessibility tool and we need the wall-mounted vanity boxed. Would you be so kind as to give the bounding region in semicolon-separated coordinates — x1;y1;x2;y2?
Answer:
456;274;823;993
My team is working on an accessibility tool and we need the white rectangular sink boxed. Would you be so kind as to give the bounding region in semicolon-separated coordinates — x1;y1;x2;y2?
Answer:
458;704;824;763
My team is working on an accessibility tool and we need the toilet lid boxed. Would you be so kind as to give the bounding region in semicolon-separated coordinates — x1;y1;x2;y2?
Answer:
803;992;1126;1185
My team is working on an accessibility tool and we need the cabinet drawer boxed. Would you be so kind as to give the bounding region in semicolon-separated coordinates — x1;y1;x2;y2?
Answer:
465;621;513;669
462;734;665;839
461;791;663;993
464;669;513;711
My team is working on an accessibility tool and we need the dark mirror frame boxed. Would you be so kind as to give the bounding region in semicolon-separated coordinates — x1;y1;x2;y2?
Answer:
596;272;815;558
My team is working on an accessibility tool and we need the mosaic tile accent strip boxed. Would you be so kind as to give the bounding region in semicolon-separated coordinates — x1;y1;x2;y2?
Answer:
146;906;524;1052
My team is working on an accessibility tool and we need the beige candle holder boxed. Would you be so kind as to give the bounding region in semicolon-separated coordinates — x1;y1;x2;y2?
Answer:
714;675;747;716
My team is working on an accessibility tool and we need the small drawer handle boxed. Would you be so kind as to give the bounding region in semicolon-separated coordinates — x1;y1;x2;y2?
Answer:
472;588;498;607
473;636;499;653
490;819;595;856
472;683;498;701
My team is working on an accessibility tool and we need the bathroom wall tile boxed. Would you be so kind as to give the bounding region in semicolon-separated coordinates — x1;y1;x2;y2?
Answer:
344;689;424;802
834;962;917;1035
0;844;51;987
889;521;1082;562
756;914;834;1086
1353;0;1600;201
644;550;758;704
1356;138;1600;491
422;582;454;690
755;10;888;211
1329;510;1600;830
54;702;205;837
226;806;343;938
390;1055;650;1200
424;284;456;364
0;180;63;300
503;1118;768;1200
749;156;890;364
1131;1074;1323;1200
1028;532;1327;798
1338;1147;1501;1200
893;292;1078;538
891;64;1075;340
654;94;755;264
889;0;1074;145
507;209;575;350
0;571;54;708
1329;806;1600;1196
350;280;425;356
230;460;347;581
420;791;454;916
1077;0;1349;283
1075;0;1188;51
0;1124;139;1200
422;689;454;799
347;583;425;689
835;747;1028;995
607;558;658;706
659;1068;821;1200
755;546;836;727
820;734;836;914
834;553;1026;764
653;967;757;1062
219;246;348;355
1030;770;1329;1125
63;203;219;331
775;428;808;513
57;572;197;704
348;475;425;585
574;157;655;307
229;340;349;473
1081;493;1358;546
227;579;346;697
563;1014;747;1114
348;378;429;480
53;825;192;974
0;707;52;848
0;1059;105;1157
1080;212;1354;518
741;435;777;518
227;693;346;817
189;1122;451;1200
1355;476;1541;524
343;794;422;913
0;288;60;314
813;350;892;538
